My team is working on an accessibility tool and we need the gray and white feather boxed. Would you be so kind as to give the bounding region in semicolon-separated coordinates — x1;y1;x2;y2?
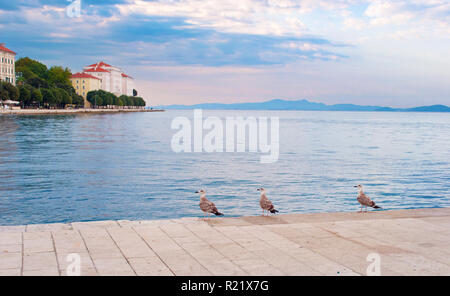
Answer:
257;187;279;215
354;184;381;212
195;189;224;218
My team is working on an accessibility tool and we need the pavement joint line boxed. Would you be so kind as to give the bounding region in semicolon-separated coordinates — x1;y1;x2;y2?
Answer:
2;208;450;276
158;225;213;276
212;226;286;275
131;226;176;276
50;232;61;276
342;221;450;269
237;224;331;274
105;228;137;276
20;232;24;276
77;229;99;276
258;224;362;275
175;223;247;275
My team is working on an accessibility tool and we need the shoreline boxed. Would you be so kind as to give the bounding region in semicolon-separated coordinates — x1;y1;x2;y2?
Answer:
0;108;165;115
0;206;448;228
158;108;450;113
1;207;449;276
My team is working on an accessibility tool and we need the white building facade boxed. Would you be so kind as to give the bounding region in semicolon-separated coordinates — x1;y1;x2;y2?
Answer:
82;61;135;96
0;43;16;85
121;73;135;96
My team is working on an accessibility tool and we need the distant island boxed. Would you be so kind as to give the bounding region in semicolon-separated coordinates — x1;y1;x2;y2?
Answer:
157;99;450;112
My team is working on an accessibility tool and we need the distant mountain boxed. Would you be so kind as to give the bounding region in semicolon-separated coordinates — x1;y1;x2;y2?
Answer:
156;99;450;112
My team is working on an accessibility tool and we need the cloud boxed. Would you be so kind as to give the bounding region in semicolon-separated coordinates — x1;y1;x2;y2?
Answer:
115;0;359;37
0;1;347;68
1;0;449;106
363;0;450;32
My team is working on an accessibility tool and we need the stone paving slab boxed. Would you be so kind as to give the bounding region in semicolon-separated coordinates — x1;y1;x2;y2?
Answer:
0;208;449;276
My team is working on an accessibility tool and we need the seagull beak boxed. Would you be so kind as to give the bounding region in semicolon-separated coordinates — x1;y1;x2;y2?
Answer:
257;188;260;191
195;191;199;193
353;186;358;188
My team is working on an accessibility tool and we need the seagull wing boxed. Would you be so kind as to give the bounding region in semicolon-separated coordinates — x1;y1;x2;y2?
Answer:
260;198;273;210
358;192;375;207
200;198;223;215
199;198;213;212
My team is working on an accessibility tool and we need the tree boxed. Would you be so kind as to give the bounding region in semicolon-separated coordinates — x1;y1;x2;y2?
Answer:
72;94;84;107
48;66;72;87
0;82;19;101
137;97;146;106
15;57;48;80
2;82;19;101
16;67;36;81
49;88;62;106
57;88;72;106
87;91;100;106
56;82;76;95
31;88;43;105
133;89;138;97
0;84;10;101
119;95;130;106
86;91;95;105
41;88;54;106
26;77;49;89
18;85;31;105
85;90;144;108
95;95;103;107
103;93;113;106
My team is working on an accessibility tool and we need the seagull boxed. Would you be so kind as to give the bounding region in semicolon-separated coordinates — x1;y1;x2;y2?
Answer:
354;184;381;213
195;189;224;219
257;187;279;216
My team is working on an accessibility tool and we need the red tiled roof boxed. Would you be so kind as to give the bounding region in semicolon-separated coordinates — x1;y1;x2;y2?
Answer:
71;72;101;80
86;61;111;68
121;73;133;78
0;44;16;55
84;67;110;73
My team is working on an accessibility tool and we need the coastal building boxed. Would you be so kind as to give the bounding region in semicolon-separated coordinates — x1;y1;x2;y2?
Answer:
0;43;16;85
81;61;135;96
69;72;102;108
121;73;134;97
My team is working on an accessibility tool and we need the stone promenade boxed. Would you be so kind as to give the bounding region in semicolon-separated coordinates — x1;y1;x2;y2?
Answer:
1;208;450;276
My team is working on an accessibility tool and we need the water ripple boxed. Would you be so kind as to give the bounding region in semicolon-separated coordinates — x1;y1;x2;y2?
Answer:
0;111;449;225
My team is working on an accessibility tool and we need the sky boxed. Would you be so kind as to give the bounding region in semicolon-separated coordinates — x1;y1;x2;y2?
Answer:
0;0;449;107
